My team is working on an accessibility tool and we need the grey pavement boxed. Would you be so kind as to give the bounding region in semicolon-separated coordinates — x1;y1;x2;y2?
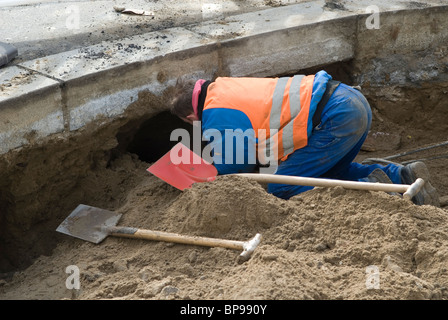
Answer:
0;0;310;63
2;0;446;64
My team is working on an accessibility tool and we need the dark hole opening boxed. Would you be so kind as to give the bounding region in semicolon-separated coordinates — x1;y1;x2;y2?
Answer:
117;111;194;163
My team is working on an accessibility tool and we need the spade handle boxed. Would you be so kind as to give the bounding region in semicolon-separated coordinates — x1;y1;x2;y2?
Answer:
106;226;261;259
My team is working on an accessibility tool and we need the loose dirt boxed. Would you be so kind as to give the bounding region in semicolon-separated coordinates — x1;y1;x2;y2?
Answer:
1;0;448;304
1;171;447;300
0;83;447;300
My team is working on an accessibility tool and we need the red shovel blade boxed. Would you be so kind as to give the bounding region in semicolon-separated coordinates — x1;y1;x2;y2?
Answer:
147;142;218;190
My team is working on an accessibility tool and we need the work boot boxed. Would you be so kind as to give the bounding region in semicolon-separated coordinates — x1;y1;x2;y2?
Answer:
363;168;394;184
361;168;400;197
400;161;440;206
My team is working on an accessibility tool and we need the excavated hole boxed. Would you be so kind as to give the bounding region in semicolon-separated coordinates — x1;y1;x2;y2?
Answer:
115;110;194;163
1;60;448;275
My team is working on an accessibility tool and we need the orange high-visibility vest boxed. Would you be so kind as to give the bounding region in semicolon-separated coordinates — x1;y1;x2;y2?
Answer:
203;75;315;162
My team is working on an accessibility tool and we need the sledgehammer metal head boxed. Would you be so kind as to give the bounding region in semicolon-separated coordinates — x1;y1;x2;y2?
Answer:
238;233;262;263
403;178;426;201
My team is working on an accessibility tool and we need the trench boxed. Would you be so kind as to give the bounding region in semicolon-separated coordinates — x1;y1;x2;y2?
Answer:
0;58;448;275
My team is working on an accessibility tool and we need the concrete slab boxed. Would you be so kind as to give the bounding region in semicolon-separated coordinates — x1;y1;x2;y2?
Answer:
0;66;64;154
20;27;218;131
0;0;447;155
19;27;215;82
188;1;353;40
188;1;357;77
16;1;360;132
0;65;56;99
354;4;448;86
0;0;310;63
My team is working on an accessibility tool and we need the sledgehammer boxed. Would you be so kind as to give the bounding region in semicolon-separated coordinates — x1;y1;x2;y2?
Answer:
56;204;262;262
147;143;426;201
235;174;426;202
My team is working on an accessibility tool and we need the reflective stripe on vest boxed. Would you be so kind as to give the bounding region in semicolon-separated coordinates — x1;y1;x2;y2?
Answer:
267;75;305;159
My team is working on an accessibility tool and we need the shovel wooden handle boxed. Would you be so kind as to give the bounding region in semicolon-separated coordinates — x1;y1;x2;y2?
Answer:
106;226;262;259
234;173;425;200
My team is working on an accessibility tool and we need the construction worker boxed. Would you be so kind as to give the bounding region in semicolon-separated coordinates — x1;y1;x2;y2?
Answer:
168;70;439;206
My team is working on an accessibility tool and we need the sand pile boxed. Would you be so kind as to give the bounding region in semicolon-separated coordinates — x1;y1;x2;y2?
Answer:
163;176;288;239
1;167;447;300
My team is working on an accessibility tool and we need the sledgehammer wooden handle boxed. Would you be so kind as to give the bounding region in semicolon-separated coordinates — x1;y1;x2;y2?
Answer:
106;226;262;260
234;174;425;201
